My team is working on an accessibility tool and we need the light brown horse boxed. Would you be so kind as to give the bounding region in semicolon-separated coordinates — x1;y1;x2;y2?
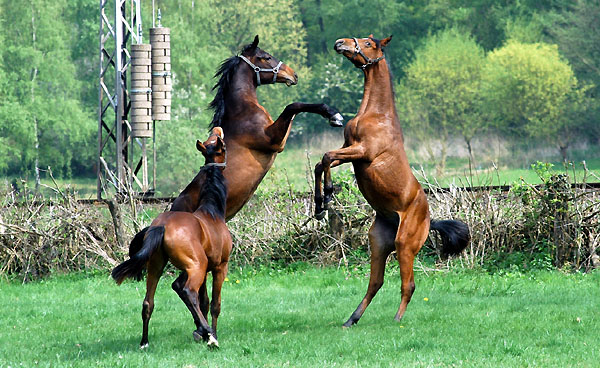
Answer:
314;35;470;327
112;128;231;349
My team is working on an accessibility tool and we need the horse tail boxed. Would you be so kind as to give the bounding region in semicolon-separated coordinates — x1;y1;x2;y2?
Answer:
128;226;149;258
112;226;165;285
429;219;470;257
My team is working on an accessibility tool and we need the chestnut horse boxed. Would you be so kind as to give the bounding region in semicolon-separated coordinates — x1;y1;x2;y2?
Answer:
112;128;231;349
314;35;470;327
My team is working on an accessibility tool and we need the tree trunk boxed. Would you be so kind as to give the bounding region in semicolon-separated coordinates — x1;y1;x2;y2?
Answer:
107;199;125;249
465;137;474;166
435;129;449;177
559;144;568;163
31;4;40;192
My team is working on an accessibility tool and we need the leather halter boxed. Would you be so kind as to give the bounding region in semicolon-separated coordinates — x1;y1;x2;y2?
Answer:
238;55;283;86
352;38;385;70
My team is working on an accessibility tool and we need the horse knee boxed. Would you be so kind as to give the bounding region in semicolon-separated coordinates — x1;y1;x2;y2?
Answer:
142;300;153;319
401;281;416;298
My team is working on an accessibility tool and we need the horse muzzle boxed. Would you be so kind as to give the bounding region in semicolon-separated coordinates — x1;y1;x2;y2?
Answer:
281;70;298;87
334;39;349;54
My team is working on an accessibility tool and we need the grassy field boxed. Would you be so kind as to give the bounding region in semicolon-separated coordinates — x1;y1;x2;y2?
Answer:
1;266;598;367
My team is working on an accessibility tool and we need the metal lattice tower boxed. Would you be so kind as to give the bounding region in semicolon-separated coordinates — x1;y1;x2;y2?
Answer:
98;0;155;199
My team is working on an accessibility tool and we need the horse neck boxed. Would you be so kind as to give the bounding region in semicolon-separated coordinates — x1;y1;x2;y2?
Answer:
223;66;262;123
171;170;205;212
193;166;227;220
357;60;399;122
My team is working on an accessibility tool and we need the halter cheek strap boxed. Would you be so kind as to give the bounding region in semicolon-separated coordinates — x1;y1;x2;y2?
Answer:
239;55;283;86
352;38;385;70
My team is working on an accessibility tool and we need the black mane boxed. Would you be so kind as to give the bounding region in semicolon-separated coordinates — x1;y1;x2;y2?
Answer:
209;56;240;128
209;43;257;129
195;165;227;220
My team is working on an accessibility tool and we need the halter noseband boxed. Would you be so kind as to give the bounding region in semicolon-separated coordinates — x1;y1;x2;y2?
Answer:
204;162;226;168
238;55;283;86
203;147;227;168
352;38;385;70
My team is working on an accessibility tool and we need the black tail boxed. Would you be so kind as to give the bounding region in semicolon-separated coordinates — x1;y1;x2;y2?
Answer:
430;219;470;257
111;226;165;285
128;226;149;258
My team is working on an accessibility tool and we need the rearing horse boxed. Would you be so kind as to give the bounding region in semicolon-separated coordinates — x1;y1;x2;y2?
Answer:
128;36;342;261
314;35;470;327
213;35;343;219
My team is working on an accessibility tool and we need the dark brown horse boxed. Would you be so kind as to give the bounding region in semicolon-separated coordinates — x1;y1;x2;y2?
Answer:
128;35;342;254
112;128;231;349
211;35;343;219
314;35;470;327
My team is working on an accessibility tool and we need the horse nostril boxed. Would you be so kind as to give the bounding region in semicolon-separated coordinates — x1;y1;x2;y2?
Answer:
334;41;344;50
294;72;298;81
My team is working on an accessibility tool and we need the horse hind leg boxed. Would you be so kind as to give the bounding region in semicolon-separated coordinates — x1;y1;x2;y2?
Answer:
182;267;217;348
172;272;209;327
140;255;167;349
209;262;229;342
343;215;395;327
393;214;429;322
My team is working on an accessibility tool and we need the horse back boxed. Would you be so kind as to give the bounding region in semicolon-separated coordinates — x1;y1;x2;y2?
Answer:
158;212;231;271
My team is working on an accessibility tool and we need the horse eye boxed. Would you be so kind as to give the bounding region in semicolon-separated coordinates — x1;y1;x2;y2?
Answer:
264;56;272;61
365;42;371;47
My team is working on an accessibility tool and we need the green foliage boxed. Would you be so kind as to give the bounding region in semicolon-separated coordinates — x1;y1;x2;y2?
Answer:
482;41;577;136
0;0;598;185
0;0;95;177
401;28;486;168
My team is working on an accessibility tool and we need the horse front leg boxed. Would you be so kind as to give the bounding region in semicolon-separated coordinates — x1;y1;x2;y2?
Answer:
314;144;365;219
266;103;344;152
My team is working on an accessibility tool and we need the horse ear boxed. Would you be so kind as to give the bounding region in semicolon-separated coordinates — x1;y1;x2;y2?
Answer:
196;140;207;154
381;35;393;48
368;34;374;39
216;136;225;151
251;35;259;49
212;127;224;139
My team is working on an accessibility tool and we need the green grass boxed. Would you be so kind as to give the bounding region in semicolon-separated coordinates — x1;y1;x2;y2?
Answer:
1;267;598;367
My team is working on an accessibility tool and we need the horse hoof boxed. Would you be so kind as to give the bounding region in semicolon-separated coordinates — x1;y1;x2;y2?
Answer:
193;331;203;342
140;342;149;350
207;334;219;349
315;210;327;220
329;113;344;127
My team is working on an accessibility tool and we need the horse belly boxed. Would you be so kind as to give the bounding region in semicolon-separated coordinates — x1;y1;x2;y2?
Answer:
353;162;410;214
224;147;276;219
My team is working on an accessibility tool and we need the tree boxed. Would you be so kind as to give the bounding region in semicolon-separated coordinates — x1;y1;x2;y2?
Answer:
481;41;580;161
0;0;95;180
547;0;600;144
401;29;486;173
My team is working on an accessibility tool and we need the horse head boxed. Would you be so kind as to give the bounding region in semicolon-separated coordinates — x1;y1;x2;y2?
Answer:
239;35;298;86
196;127;227;167
334;34;392;70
